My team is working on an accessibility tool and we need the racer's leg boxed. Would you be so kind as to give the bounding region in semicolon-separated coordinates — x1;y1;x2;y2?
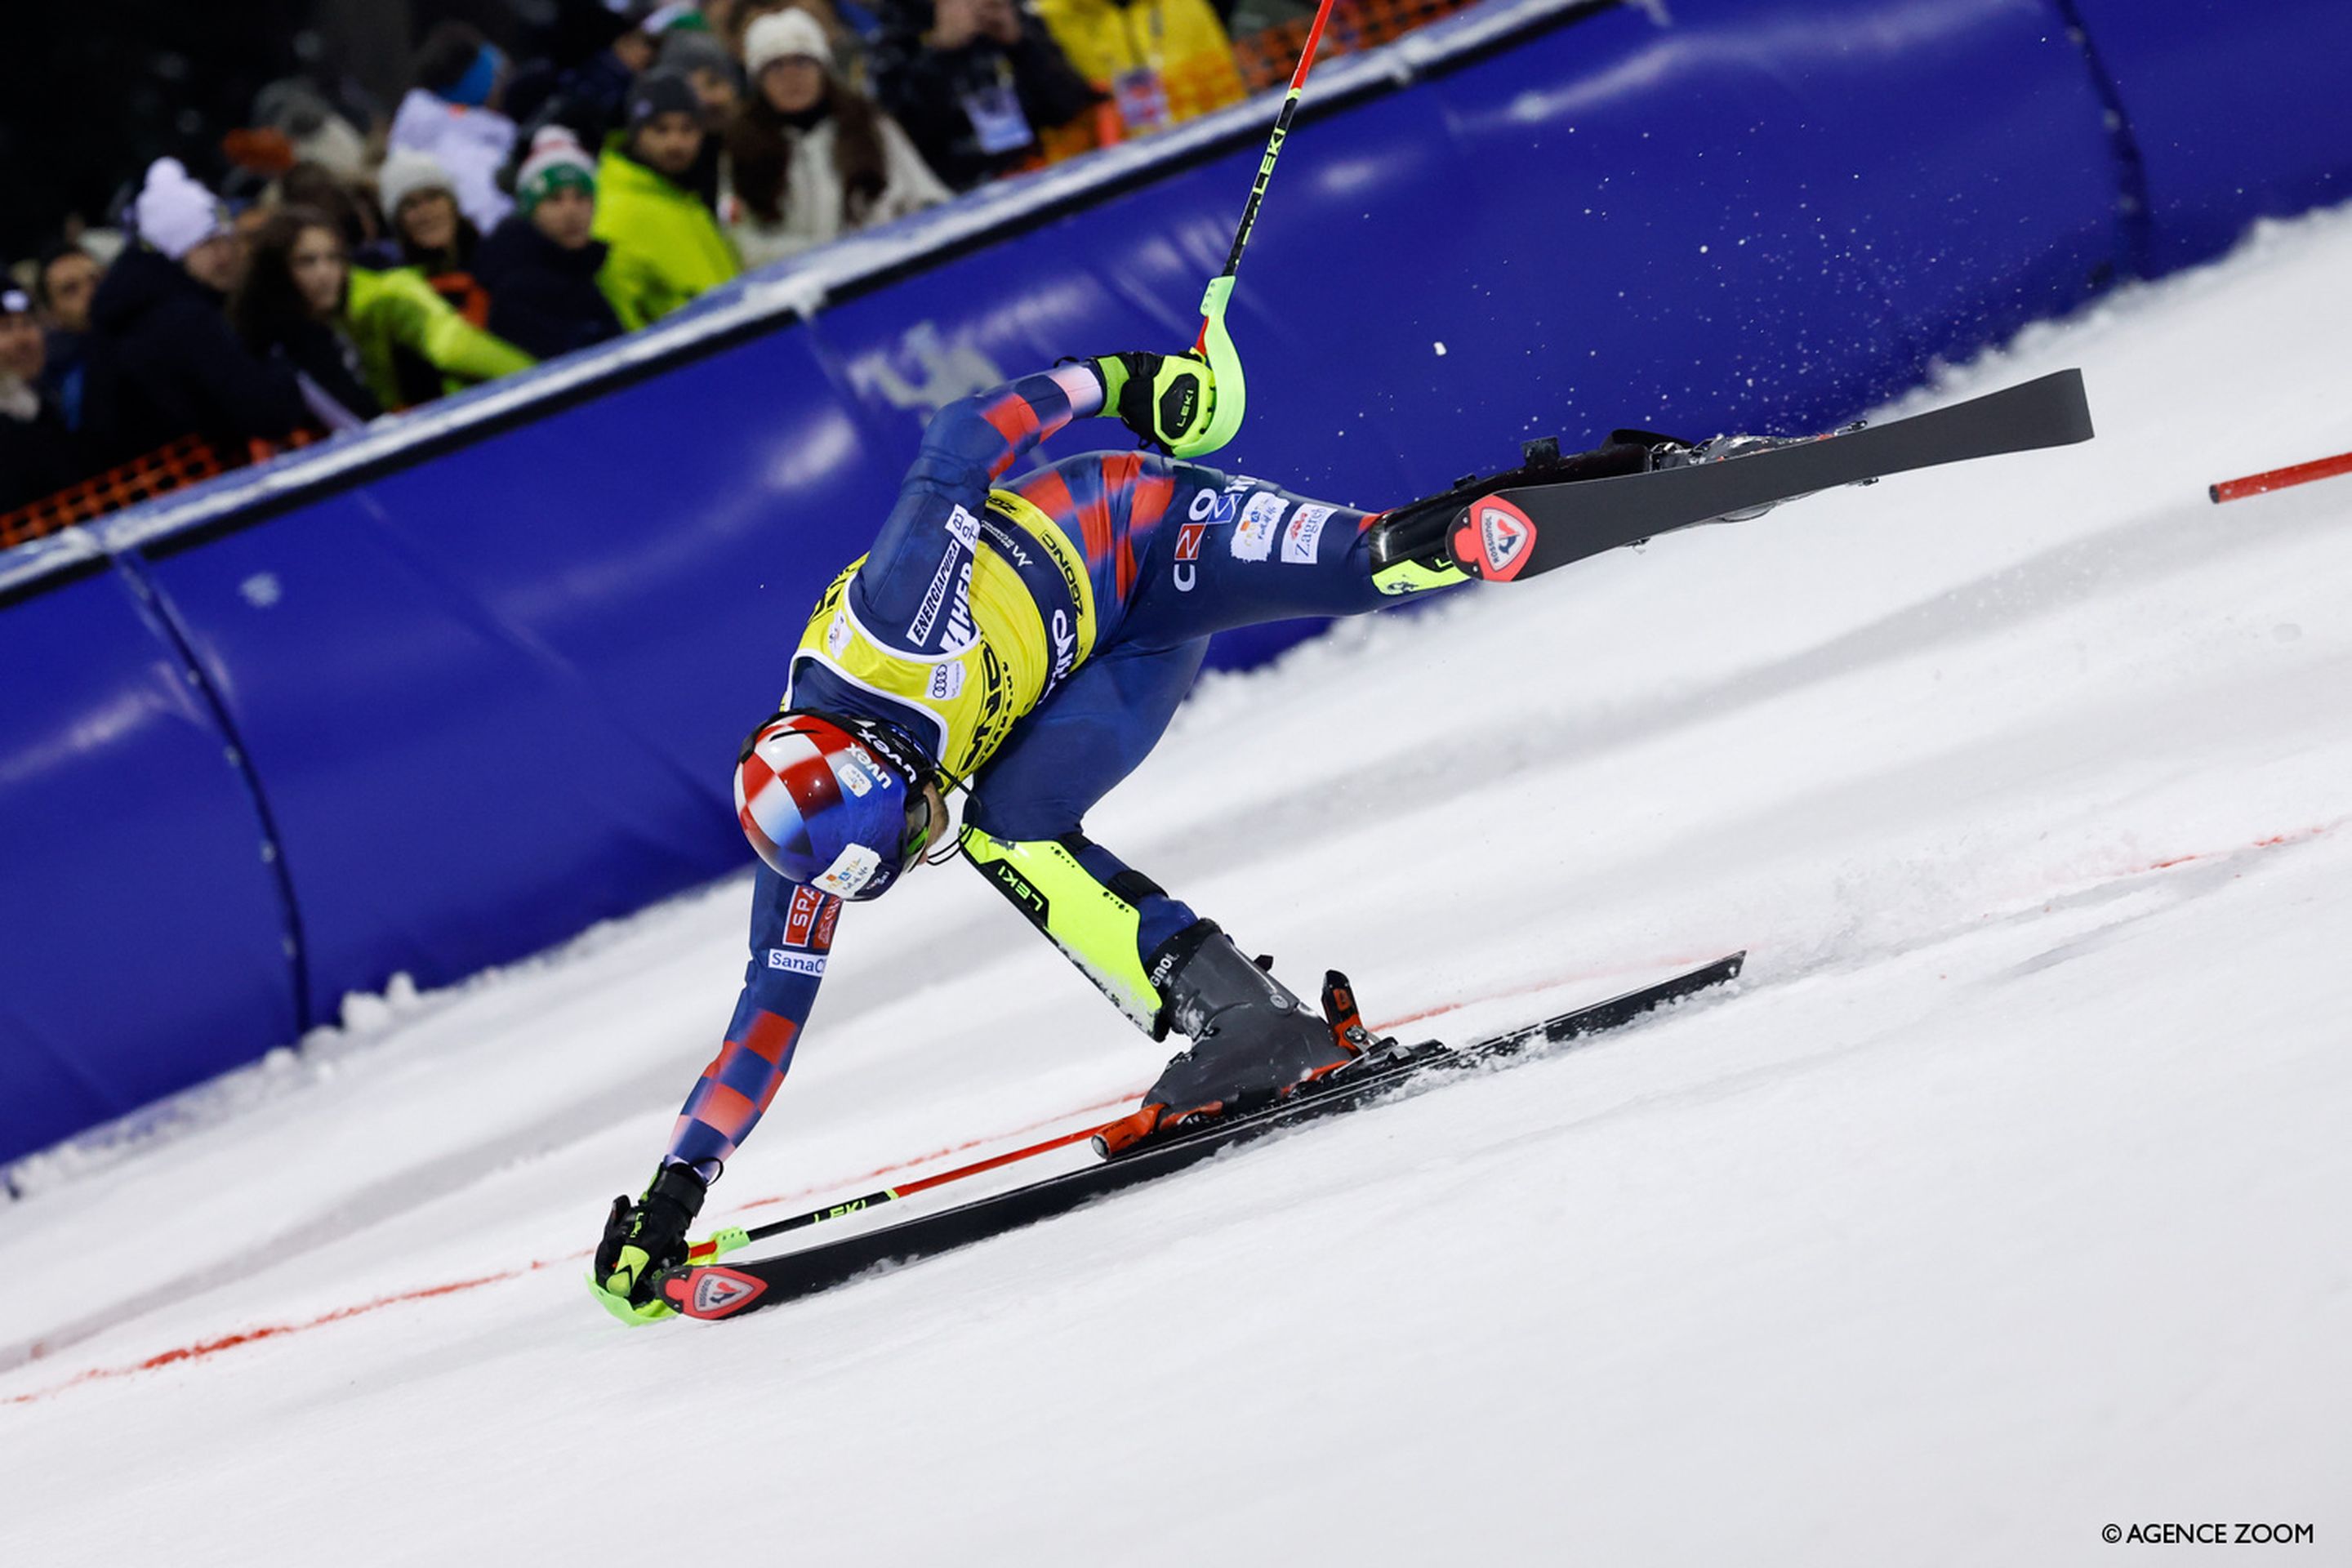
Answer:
960;636;1209;1036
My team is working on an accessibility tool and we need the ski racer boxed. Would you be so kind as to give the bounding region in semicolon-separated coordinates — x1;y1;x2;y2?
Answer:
592;350;1741;1319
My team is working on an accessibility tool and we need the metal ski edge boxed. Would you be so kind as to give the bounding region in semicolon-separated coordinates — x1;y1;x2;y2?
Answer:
655;951;1746;1321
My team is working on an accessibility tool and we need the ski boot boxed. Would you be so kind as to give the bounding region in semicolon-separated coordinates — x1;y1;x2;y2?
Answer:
589;1162;708;1324
1365;431;1675;594
1095;924;1386;1156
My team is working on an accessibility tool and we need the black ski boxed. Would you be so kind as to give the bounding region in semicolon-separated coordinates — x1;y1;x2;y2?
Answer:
654;951;1745;1321
1452;368;2095;581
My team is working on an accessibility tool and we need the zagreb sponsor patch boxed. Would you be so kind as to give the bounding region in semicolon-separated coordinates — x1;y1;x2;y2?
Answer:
1282;503;1334;564
1232;492;1288;562
814;844;883;898
766;948;826;976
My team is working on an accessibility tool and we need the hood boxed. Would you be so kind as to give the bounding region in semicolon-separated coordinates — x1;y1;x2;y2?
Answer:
87;245;214;335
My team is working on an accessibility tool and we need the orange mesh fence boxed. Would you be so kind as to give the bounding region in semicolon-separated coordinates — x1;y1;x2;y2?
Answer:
1231;0;1484;92
0;430;317;550
0;435;230;550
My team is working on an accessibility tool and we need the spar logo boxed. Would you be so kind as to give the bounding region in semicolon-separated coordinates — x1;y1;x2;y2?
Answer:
783;884;834;951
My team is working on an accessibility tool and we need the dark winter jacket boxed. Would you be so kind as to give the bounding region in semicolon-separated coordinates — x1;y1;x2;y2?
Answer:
871;16;1101;190
0;391;81;512
474;216;626;362
262;317;385;431
85;247;305;465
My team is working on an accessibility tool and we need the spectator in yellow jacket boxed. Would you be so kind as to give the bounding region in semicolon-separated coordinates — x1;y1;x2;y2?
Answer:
594;69;745;330
1031;0;1247;135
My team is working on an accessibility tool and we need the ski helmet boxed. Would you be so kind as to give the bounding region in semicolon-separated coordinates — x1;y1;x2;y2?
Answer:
733;710;938;899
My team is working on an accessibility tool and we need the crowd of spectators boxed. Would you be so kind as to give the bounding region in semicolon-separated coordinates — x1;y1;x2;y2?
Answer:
2;0;1361;530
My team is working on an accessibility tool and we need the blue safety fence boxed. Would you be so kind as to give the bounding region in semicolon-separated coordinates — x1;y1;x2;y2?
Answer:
5;0;2349;1164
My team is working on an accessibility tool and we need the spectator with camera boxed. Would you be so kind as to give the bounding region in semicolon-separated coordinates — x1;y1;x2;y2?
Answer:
722;7;951;267
871;0;1102;190
475;130;628;360
594;69;745;328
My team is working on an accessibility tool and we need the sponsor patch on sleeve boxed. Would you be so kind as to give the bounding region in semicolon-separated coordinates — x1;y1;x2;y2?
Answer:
766;948;827;976
1232;492;1288;562
1282;503;1335;564
814;844;882;898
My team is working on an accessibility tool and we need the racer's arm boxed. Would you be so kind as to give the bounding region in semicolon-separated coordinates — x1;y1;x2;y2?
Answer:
662;867;841;1179
850;362;1111;648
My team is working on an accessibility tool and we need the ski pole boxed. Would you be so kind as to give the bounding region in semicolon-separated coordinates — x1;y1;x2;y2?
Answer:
684;1120;1111;1263
1169;0;1345;458
2208;445;2352;503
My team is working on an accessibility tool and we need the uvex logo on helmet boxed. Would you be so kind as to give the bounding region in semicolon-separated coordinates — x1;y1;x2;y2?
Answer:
733;711;933;901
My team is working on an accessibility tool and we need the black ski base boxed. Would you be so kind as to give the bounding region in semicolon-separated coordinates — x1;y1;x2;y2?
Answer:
1454;368;2094;581
655;951;1745;1321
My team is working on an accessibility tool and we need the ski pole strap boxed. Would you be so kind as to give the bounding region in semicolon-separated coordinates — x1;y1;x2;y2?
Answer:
1169;275;1245;458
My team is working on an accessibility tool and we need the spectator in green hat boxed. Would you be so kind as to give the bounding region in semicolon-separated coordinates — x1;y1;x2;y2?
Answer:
476;129;628;360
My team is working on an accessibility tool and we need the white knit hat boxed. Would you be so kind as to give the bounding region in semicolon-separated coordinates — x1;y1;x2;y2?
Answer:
376;148;458;219
744;9;831;78
132;158;230;261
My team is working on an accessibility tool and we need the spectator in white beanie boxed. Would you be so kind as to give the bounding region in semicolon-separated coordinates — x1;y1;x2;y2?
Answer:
86;159;304;464
131;158;239;289
721;7;951;269
375;148;489;325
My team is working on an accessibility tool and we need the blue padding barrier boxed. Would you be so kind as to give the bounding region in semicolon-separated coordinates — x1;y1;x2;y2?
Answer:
5;0;2350;1163
2065;0;2352;274
0;564;300;1160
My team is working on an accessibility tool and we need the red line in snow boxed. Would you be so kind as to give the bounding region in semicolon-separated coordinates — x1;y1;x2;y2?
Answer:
15;825;2328;1408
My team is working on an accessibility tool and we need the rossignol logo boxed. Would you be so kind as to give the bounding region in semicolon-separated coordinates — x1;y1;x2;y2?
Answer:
690;1268;765;1316
1474;501;1536;580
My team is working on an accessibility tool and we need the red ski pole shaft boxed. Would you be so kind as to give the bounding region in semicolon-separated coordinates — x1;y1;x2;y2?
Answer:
2208;447;2352;503
1195;0;1343;354
685;1121;1110;1261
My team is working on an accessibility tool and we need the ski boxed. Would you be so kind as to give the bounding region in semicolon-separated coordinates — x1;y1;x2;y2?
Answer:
654;951;1745;1322
1452;368;2095;581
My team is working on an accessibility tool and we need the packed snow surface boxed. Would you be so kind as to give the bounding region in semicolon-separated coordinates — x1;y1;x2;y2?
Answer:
6;208;2351;1565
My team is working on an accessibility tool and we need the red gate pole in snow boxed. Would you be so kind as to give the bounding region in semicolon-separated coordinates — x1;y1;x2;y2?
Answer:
2208;448;2352;503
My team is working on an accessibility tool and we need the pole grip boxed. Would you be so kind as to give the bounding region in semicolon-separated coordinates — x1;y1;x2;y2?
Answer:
1171;275;1247;458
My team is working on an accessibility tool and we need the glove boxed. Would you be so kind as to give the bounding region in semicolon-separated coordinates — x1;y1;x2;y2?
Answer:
589;1161;708;1324
1095;351;1215;452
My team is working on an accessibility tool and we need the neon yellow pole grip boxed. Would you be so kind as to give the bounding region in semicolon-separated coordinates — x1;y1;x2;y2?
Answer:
1170;275;1246;459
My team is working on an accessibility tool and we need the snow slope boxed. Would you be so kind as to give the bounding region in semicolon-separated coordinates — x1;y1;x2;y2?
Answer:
5;207;2350;1566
